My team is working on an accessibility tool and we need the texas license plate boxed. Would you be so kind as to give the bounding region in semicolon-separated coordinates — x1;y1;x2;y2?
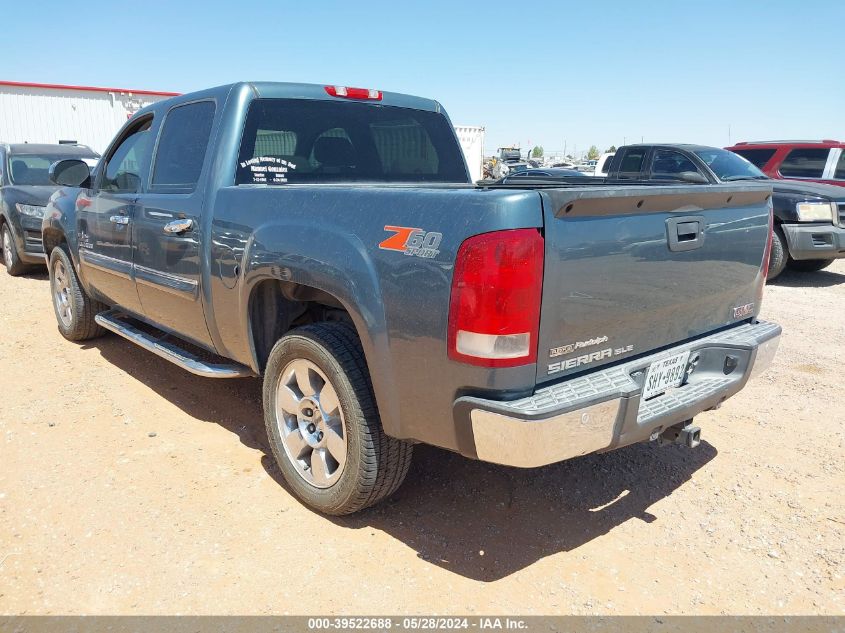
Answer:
641;351;690;400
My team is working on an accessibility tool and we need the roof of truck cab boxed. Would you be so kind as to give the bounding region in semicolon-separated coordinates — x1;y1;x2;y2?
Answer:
136;82;443;116
622;143;722;152
6;143;99;157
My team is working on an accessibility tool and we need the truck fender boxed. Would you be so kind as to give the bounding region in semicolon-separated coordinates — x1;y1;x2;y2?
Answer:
238;221;401;437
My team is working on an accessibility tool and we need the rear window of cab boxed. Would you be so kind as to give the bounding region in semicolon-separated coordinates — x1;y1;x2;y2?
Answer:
235;99;468;185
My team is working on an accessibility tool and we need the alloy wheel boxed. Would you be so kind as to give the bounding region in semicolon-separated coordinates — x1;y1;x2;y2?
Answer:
274;358;347;488
2;229;12;269
52;259;73;327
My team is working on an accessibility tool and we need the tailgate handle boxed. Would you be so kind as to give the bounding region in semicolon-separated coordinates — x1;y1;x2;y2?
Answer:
676;221;699;241
666;216;705;252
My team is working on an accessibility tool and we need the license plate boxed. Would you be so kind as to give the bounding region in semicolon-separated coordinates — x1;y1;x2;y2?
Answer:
641;351;690;400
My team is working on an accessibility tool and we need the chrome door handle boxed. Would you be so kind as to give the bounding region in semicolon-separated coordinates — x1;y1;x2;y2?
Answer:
163;218;193;234
109;215;130;225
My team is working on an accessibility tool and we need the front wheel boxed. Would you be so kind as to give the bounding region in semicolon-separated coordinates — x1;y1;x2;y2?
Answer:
2;223;28;276
767;226;787;280
787;258;835;273
49;245;106;341
263;323;413;515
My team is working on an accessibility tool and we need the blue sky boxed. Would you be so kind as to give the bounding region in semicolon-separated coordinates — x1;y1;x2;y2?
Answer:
6;0;843;157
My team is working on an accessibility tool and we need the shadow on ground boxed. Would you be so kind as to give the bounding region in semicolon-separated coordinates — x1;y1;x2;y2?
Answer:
325;442;716;581
771;267;845;288
13;269;49;281
91;333;717;582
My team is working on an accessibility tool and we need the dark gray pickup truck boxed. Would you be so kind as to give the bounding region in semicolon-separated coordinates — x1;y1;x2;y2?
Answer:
43;82;781;514
595;144;845;279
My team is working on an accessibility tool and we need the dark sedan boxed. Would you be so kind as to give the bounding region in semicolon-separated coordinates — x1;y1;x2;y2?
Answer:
1;143;99;275
502;167;591;181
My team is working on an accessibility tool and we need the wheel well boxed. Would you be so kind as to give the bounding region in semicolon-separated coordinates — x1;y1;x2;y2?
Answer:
249;279;354;372
42;228;65;256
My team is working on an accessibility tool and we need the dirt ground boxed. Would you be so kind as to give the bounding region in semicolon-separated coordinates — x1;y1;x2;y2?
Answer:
0;260;843;616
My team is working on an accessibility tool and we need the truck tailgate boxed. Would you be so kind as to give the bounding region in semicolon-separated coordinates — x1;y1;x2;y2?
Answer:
537;184;772;383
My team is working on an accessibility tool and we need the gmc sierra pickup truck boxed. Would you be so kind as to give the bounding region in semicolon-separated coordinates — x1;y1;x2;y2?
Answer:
43;82;780;515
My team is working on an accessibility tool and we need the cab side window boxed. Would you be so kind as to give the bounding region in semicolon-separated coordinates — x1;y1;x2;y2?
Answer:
100;118;153;194
615;149;647;180
733;148;776;169
151;101;216;192
650;150;702;180
779;148;829;179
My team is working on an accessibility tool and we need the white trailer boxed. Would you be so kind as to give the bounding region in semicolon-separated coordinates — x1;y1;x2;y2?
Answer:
0;81;178;154
454;125;485;182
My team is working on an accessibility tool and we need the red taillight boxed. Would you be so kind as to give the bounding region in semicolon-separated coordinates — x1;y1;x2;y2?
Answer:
448;229;544;367
324;85;382;101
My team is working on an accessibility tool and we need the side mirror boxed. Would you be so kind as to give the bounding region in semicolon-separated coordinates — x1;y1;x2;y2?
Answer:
49;159;91;187
678;171;708;184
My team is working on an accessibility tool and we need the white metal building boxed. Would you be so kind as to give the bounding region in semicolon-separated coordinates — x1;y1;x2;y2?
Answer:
454;125;485;181
0;81;178;154
1;81;486;180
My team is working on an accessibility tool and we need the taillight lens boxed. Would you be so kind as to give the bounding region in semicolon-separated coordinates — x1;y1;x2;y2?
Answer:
448;229;544;367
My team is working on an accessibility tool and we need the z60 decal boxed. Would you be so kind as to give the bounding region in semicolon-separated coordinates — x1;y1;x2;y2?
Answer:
379;226;442;259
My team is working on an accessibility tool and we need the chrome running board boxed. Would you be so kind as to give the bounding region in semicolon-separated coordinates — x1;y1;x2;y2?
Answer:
95;309;253;379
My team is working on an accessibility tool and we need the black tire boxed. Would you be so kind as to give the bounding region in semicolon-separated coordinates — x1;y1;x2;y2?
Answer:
2;222;29;276
767;225;787;280
48;244;107;341
787;258;835;273
263;322;413;515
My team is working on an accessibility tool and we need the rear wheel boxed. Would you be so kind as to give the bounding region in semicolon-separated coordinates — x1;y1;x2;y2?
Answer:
49;245;106;341
767;226;787;280
787;258;835;273
263;323;413;515
2;223;28;276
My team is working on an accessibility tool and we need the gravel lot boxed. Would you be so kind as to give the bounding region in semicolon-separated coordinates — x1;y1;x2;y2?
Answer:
0;260;843;615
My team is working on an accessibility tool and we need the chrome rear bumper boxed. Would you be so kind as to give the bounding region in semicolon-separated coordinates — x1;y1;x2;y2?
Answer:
455;321;781;468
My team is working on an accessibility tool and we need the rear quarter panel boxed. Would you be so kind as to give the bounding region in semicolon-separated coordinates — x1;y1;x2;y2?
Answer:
207;185;544;450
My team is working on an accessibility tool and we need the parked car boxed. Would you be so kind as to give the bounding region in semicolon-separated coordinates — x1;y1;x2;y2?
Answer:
490;147;529;178
504;167;587;179
44;82;779;515
606;144;845;278
726;140;845;188
573;159;598;173
0;143;99;275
